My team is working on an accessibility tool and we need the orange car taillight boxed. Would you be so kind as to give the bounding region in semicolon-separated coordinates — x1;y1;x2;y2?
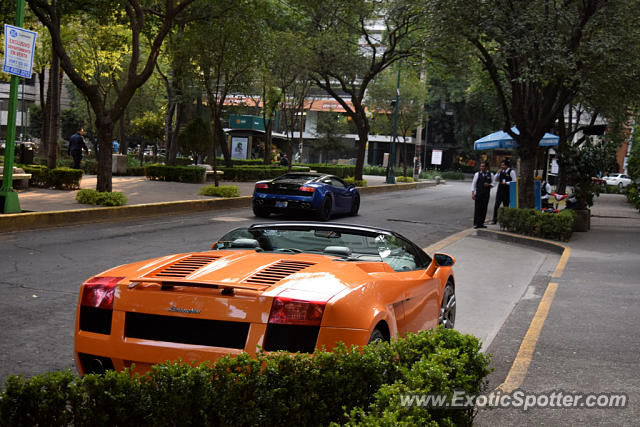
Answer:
81;277;124;310
299;186;315;193
268;297;326;326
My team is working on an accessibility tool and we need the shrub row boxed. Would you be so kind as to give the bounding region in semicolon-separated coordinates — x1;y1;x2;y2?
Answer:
498;207;576;241
306;163;355;178
627;185;640;211
396;176;414;182
20;164;83;190
0;328;490;426
75;189;127;207
145;164;205;183
219;166;310;181
343;177;368;187
199;185;240;198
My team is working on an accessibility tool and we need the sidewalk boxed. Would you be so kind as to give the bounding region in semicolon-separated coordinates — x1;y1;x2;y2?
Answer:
474;193;640;424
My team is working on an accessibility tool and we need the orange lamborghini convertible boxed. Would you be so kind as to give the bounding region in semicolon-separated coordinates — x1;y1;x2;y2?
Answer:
74;222;456;376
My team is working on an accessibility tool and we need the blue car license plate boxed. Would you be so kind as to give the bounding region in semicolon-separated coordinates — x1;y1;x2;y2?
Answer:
275;201;288;208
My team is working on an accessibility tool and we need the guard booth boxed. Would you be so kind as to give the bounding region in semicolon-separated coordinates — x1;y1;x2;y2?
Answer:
227;114;288;160
509;179;541;209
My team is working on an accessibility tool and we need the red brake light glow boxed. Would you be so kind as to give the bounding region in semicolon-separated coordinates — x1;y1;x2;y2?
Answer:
255;183;269;189
81;277;124;309
268;297;326;326
299;186;315;193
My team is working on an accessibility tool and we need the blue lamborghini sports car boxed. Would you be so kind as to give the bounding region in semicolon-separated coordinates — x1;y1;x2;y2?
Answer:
252;172;360;220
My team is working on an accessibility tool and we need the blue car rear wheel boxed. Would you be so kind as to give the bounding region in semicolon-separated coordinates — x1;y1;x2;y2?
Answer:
318;196;332;221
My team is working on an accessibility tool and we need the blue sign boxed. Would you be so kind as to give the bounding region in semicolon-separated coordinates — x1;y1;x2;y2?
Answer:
3;24;38;78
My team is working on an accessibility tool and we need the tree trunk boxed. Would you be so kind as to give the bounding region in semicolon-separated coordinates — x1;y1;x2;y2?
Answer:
38;70;48;157
517;143;537;208
211;104;231;167
42;72;51;159
118;110;127;155
47;55;61;169
96;118;114;192
353;115;370;181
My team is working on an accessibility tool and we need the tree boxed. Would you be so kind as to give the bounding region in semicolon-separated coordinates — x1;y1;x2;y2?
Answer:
177;117;212;163
423;0;640;207
28;0;196;192
367;64;427;175
298;0;425;180
130;110;164;164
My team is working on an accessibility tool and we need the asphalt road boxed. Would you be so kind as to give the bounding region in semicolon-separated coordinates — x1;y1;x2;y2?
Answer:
0;181;476;385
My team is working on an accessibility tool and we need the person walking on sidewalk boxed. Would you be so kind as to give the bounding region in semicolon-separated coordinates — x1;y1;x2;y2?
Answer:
471;161;493;228
491;159;516;224
68;127;88;169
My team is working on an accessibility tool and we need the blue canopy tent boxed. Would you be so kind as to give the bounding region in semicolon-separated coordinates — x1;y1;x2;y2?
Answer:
474;127;559;150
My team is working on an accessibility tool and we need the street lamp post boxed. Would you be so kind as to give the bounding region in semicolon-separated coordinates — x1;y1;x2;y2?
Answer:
1;0;27;214
386;64;401;184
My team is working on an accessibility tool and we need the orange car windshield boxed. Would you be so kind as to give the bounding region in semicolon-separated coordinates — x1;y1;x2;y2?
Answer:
214;227;391;259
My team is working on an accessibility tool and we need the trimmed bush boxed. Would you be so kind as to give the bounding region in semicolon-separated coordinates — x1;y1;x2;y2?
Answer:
145;164;205;183
199;185;240;198
125;166;145;176
439;171;465;180
21;164;50;187
0;329;490;426
396;176;414;182
49;167;83;190
76;189;127;207
306;163;355;178
343;176;367;187
498;207;576;241
627;185;640;211
219;166;310;181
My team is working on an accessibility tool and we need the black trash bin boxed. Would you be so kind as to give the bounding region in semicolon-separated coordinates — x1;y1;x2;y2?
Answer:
17;142;35;164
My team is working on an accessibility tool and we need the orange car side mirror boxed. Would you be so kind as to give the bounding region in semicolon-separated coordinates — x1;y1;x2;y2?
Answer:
425;253;456;276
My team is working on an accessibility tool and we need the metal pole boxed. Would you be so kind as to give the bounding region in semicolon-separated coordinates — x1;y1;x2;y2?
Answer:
21;77;25;141
386;64;401;184
1;0;26;213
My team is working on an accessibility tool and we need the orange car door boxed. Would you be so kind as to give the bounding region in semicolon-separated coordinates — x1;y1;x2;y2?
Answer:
399;271;440;333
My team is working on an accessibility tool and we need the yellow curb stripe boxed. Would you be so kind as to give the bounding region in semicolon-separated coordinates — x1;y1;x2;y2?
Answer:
552;246;571;278
497;282;559;393
422;228;474;254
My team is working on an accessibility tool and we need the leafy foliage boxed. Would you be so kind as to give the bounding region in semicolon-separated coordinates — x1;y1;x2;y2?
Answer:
199;185;240;198
75;189;127;206
498;207;576;241
0;329;490;426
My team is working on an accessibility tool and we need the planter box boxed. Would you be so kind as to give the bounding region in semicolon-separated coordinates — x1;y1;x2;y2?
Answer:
572;208;591;232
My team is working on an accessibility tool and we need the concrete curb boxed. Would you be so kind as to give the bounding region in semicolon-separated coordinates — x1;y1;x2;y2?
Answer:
475;228;567;254
0;180;440;233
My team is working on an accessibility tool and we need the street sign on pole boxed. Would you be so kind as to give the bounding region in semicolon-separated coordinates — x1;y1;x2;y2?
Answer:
3;24;37;78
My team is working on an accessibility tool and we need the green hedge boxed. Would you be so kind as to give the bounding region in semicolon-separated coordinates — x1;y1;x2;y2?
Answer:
20;164;83;190
0;329;490;426
627;185;640;211
199;185;240;197
145;164;205;183
344;177;368;187
396;176;414;182
306;164;355;178
498;207;576;241
21;164;50;187
76;189;127;206
219;166;310;181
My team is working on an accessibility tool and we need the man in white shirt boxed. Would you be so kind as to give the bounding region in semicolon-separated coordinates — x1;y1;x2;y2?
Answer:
491;159;517;223
471;161;493;228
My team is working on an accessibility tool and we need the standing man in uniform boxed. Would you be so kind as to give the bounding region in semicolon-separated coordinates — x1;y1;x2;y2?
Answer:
491;159;517;224
471;161;493;228
68;127;88;169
